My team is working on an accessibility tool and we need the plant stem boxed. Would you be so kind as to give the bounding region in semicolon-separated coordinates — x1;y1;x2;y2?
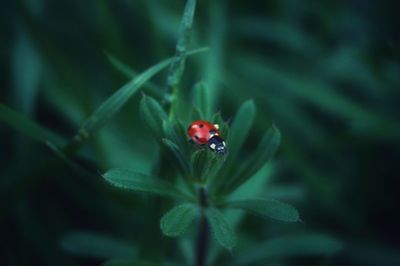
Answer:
195;187;209;266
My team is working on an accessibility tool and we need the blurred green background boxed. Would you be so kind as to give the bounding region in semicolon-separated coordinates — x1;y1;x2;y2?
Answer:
1;0;400;265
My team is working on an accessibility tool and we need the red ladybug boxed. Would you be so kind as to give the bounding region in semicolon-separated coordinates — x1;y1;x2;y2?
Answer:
188;120;227;154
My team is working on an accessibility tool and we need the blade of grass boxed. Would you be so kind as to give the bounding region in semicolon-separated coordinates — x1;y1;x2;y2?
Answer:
104;51;163;98
0;104;64;146
64;47;208;154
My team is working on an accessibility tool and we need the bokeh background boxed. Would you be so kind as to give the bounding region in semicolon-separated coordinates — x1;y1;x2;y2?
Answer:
1;0;400;265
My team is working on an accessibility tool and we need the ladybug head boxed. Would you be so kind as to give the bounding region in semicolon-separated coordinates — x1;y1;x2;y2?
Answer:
207;135;227;155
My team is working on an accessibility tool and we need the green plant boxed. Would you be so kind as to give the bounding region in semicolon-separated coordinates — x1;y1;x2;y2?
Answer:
98;0;300;265
0;0;348;265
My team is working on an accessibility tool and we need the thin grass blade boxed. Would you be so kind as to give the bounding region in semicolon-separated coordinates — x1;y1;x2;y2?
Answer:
0;104;64;146
66;47;208;153
105;51;163;97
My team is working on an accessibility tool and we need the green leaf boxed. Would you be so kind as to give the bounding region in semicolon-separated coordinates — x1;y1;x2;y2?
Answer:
105;51;136;77
60;231;137;259
223;199;299;222
162;138;190;174
105;51;163;98
206;208;237;250
0;104;65;146
67;47;207;151
192;81;210;119
224;100;255;167
214;100;255;188
220;164;275;240
73;57;170;144
190;149;210;181
174;120;191;152
235;234;342;265
224;125;281;194
162;120;181;148
103;168;191;201
204;153;227;185
228;163;274;202
247;125;281;177
140;95;167;138
160;204;197;237
190;149;224;183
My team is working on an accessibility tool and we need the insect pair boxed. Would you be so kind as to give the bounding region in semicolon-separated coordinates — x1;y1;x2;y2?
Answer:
187;120;227;155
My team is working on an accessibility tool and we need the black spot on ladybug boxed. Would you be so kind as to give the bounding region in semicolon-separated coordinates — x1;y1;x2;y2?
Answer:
199;124;204;128
194;135;200;139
